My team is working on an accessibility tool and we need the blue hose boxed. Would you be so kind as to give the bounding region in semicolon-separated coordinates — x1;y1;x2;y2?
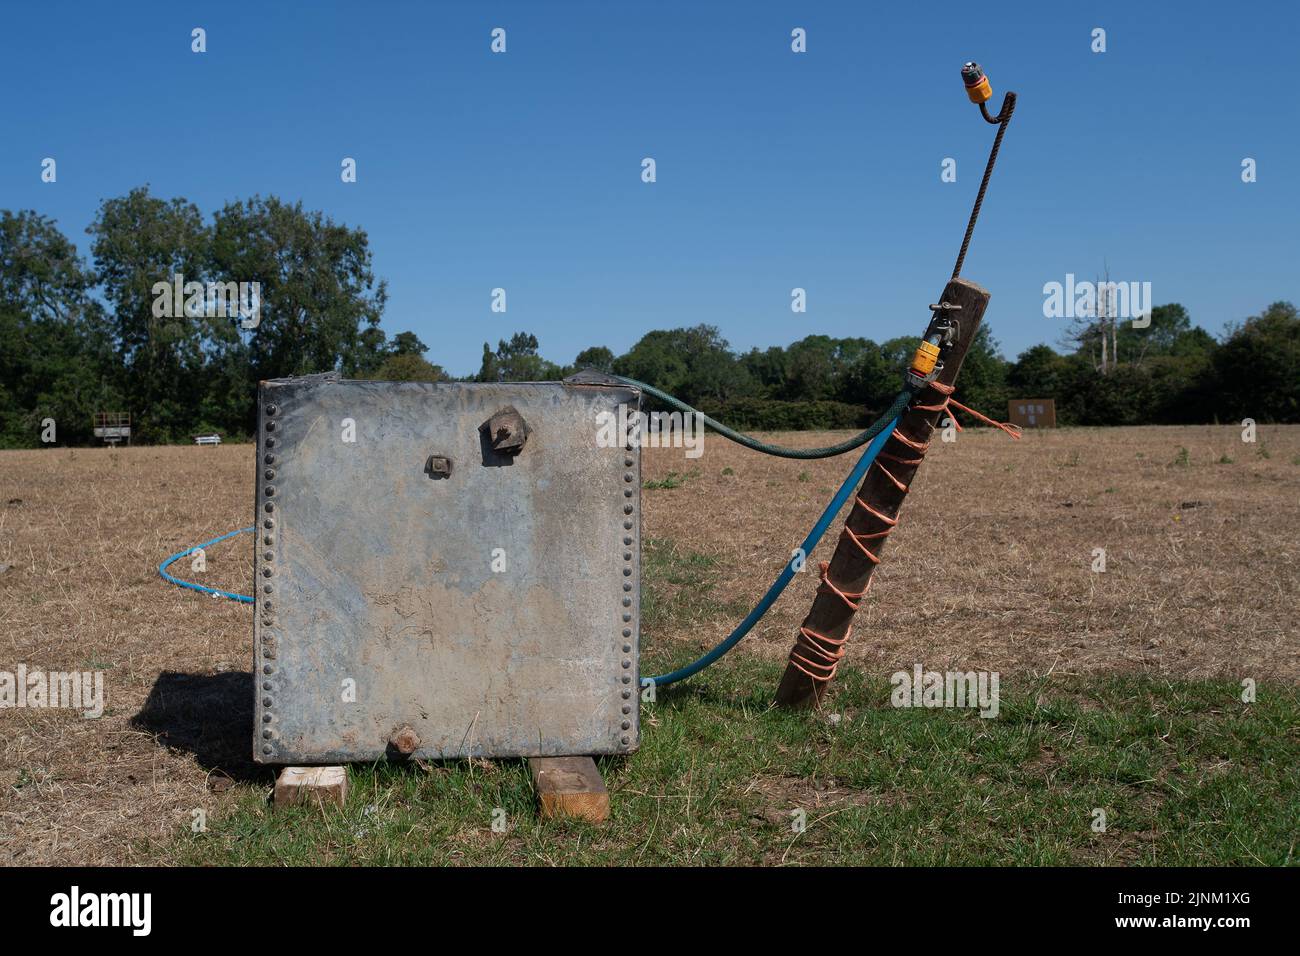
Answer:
157;416;903;686
158;526;256;604
641;416;900;688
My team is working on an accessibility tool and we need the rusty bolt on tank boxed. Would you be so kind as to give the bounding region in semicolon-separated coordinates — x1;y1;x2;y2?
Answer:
388;724;421;756
481;405;529;454
425;455;453;478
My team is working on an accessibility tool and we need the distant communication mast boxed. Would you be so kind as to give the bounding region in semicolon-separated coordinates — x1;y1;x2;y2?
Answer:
93;411;131;446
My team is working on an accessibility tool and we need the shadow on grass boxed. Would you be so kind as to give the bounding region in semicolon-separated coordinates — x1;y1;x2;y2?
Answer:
131;670;273;783
651;678;771;711
642;659;832;716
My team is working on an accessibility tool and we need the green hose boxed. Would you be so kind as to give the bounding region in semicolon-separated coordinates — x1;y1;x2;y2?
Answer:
611;375;913;459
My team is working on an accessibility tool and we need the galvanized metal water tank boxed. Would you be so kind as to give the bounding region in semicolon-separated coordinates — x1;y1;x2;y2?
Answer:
252;372;641;763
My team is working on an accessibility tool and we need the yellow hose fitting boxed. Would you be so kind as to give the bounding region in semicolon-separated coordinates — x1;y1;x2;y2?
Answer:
961;61;992;104
911;340;941;377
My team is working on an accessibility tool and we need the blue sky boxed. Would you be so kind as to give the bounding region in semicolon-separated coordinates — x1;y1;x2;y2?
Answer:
2;1;1296;376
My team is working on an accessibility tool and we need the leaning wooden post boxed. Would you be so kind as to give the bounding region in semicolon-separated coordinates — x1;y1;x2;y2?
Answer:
774;277;991;709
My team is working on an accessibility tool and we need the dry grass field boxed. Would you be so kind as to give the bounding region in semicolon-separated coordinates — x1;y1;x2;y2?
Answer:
1;424;1297;865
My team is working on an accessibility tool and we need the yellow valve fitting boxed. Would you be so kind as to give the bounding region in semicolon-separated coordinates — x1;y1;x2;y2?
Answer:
910;340;941;377
961;61;992;104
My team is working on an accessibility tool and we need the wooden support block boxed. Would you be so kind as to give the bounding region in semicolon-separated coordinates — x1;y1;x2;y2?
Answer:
528;756;609;823
274;766;348;809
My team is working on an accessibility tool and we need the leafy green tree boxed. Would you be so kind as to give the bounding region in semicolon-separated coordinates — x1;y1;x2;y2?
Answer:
778;336;860;401
348;325;390;378
1209;301;1299;422
1117;303;1192;363
615;330;689;396
476;332;565;381
11;183;1297;445
838;342;897;410
0;211;119;446
740;345;788;398
389;331;428;356
1007;344;1067;399
505;332;564;380
87;187;211;441
879;335;921;375
367;352;449;382
950;325;1010;425
1;210;96;321
476;342;499;382
1062;360;1162;426
209;196;388;384
614;325;753;406
782;335;838;401
1169;326;1216;359
347;329;432;382
573;345;615;372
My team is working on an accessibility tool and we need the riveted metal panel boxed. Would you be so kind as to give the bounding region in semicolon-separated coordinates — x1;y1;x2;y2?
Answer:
252;375;640;763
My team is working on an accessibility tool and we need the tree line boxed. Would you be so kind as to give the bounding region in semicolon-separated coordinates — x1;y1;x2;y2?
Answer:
1;189;1295;447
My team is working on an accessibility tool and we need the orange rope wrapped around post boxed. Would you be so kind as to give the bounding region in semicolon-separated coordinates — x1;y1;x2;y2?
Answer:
774;278;1007;708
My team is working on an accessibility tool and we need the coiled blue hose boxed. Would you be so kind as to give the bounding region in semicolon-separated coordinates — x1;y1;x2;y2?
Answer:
158;526;255;604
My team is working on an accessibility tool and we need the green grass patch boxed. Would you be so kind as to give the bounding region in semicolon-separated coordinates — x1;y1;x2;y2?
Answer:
172;665;1299;866
640;536;749;633
166;537;1300;867
643;468;701;490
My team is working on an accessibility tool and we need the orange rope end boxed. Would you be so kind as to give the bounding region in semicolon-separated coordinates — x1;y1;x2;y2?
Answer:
946;397;1022;439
